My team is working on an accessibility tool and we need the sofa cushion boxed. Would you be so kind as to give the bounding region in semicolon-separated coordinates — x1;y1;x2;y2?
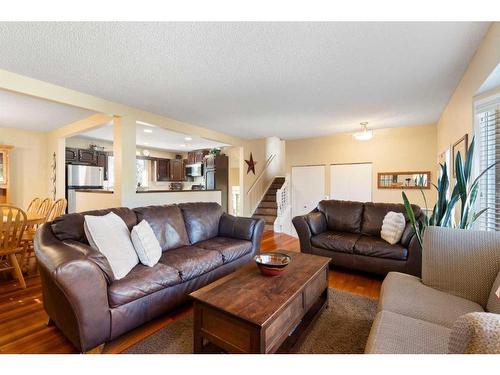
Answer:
317;200;364;233
51;207;137;243
84;212;139;280
310;231;360;253
448;312;500;354
196;237;253;263
134;205;190;251
179;202;223;244
219;213;255;241
354;236;408;260
365;310;451;354
131;220;162;267
378;272;484;328
107;263;182;307
380;211;406;245
361;202;421;236
159;245;223;282
305;211;327;235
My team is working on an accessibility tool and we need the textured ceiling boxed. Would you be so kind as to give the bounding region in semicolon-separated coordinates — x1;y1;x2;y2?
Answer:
0;22;491;139
77;122;230;151
0;89;96;131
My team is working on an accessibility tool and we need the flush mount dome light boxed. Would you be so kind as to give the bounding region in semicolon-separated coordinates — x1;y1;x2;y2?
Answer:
184;136;192;141
353;122;373;141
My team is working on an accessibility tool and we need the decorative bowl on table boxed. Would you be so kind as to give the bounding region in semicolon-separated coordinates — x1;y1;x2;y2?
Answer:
254;252;291;276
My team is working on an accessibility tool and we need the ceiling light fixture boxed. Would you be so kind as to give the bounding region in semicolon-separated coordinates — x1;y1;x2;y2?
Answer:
184;137;192;141
143;129;153;133
180;144;187;147
353;122;373;141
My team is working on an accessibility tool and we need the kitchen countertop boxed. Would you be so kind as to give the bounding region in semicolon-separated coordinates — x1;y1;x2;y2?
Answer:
75;189;114;194
136;189;221;193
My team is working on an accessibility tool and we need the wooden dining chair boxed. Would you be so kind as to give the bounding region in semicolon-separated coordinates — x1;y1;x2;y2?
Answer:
0;206;28;289
26;197;41;213
46;198;67;222
37;198;52;220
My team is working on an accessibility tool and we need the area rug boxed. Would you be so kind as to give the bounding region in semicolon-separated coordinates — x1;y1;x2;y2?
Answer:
125;289;377;354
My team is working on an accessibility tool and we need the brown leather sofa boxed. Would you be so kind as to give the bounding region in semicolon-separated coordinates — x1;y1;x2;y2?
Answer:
292;200;422;277
34;202;264;353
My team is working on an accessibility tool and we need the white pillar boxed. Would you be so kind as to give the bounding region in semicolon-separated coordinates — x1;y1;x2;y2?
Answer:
113;116;136;207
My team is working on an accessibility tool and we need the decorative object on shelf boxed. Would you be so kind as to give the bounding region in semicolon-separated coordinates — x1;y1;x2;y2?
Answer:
452;134;468;178
51;152;57;200
254;252;291;276
89;144;105;151
402;136;496;247
209;148;222;156
353;122;373;141
378;171;431;189
245;152;257;175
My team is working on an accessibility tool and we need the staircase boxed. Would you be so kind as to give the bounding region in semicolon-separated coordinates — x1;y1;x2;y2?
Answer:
252;177;286;230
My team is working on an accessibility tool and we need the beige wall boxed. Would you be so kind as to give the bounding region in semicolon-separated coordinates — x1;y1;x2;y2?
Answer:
0;127;48;208
437;23;500;155
286;124;438;208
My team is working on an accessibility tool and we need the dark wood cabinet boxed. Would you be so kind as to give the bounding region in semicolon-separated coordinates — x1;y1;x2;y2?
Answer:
204;155;229;212
156;159;170;181
96;152;108;180
169;159;186;181
78;149;97;164
66;147;109;181
65;148;78;162
188;150;209;164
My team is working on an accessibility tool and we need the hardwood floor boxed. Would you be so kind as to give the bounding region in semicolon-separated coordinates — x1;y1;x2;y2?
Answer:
0;230;382;354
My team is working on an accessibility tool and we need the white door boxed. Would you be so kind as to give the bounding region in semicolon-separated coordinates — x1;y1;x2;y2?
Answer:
292;165;326;219
330;163;372;202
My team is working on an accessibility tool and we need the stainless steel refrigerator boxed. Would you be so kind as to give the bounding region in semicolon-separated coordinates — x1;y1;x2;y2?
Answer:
66;165;104;213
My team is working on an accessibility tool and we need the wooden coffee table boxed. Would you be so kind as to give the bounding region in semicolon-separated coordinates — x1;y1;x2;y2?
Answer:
189;250;330;354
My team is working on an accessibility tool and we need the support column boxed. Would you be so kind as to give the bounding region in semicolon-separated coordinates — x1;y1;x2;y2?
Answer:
113;116;136;207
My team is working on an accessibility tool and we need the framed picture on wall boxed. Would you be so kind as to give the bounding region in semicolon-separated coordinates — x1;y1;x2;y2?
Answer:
452;134;468;178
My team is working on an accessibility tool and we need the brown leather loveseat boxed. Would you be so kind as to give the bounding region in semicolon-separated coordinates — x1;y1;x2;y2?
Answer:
292;200;422;277
35;202;264;353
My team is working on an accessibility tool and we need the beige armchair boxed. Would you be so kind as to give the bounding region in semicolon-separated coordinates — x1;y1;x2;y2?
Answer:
365;226;500;354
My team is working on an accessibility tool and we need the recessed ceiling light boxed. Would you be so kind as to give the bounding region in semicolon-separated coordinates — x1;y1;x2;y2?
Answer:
144;142;149;145
180;144;187;147
184;137;192;141
143;129;153;133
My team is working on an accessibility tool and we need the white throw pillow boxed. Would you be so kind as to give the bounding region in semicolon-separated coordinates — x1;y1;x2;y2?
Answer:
84;212;139;280
131;220;162;267
380;211;406;245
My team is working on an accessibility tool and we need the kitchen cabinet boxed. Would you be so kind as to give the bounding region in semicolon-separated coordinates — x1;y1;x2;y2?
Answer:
0;145;13;204
78;149;97;164
188;150;209;164
170;159;186;181
204;155;229;212
65;148;78;162
156;159;170;181
96;152;108;180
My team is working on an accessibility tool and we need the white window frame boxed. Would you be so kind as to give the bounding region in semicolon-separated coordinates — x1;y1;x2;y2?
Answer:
473;91;500;231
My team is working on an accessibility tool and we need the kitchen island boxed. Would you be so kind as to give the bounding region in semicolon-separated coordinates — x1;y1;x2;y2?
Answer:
74;189;222;213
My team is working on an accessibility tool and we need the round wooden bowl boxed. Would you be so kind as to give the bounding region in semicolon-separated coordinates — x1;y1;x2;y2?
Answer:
254;252;291;276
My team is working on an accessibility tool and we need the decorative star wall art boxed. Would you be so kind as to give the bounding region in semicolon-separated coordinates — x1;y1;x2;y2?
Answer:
245;153;257;175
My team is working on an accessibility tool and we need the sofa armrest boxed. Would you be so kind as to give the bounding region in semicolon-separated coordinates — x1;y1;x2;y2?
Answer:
422;226;500;308
219;213;265;255
292;213;318;254
403;234;422;277
34;223;111;352
448;312;500;354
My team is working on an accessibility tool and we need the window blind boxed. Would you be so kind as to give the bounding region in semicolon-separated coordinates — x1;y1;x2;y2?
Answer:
478;100;500;231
